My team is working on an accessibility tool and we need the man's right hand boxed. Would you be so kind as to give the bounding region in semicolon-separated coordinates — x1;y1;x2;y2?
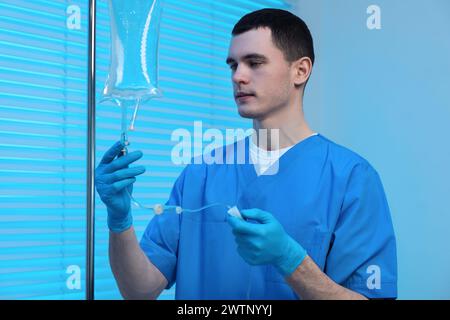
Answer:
95;141;146;233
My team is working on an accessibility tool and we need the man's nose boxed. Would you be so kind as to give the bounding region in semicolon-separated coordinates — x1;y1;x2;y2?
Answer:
232;65;250;85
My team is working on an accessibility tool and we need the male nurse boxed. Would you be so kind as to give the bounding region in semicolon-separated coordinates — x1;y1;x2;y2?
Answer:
95;8;397;299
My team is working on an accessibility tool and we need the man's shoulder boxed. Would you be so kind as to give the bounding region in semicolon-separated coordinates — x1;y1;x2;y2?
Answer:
316;134;377;176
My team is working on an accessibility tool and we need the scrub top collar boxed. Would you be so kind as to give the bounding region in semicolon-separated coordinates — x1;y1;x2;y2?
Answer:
235;133;322;210
239;132;322;184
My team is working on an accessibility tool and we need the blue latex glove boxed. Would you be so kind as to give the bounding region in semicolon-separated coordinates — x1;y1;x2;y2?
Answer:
95;141;146;233
227;208;307;277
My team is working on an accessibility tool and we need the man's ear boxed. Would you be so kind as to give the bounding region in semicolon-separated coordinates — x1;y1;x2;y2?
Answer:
292;57;312;87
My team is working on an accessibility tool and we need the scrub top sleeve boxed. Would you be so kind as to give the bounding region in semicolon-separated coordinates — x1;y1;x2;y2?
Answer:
139;168;186;289
325;162;398;299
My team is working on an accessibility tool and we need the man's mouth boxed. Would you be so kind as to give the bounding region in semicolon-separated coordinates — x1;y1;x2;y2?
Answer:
235;92;255;99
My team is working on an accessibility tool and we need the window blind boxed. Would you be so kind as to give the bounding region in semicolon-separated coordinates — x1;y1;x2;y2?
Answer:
0;0;88;299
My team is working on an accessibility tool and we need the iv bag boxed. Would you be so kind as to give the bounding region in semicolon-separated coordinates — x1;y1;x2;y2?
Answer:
102;0;163;103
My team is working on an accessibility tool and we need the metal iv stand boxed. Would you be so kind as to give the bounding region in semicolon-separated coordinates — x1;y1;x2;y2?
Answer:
86;0;96;301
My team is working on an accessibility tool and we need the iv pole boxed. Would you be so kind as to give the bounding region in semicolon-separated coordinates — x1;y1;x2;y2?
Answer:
86;0;96;300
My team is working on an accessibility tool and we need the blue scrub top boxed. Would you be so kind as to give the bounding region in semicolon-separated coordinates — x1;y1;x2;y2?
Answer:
140;134;397;299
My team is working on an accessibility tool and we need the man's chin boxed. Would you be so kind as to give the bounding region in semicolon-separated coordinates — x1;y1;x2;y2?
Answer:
237;105;262;119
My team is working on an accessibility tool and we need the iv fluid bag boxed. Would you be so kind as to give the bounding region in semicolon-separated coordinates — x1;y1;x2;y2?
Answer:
102;0;163;103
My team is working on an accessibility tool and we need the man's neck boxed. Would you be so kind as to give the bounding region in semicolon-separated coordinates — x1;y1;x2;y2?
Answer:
252;101;314;151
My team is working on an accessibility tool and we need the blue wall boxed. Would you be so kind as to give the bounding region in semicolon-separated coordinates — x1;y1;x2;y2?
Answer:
292;0;450;299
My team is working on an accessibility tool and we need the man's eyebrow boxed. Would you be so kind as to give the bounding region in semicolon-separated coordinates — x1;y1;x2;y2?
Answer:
226;54;268;65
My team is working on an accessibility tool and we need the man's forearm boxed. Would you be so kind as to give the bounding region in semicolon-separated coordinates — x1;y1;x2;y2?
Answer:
109;226;167;299
285;256;368;300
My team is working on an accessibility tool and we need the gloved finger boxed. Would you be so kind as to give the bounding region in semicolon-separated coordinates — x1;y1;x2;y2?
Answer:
104;150;143;173
103;166;146;184
241;208;274;224
236;246;246;260
234;233;262;248
99;141;125;165
227;215;259;235
236;246;257;265
234;235;252;249
110;178;136;193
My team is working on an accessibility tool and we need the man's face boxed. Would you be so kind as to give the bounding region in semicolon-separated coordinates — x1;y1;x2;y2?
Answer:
226;27;294;120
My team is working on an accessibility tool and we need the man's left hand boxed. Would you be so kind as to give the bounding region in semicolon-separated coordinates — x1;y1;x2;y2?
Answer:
226;208;308;277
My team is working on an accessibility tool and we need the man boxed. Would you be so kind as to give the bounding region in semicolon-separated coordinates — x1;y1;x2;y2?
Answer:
95;8;397;300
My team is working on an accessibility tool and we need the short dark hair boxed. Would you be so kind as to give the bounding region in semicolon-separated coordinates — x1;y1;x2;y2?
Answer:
232;8;315;66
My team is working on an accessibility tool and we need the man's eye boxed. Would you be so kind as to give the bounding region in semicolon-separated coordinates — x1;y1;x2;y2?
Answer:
249;61;262;68
229;64;237;71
